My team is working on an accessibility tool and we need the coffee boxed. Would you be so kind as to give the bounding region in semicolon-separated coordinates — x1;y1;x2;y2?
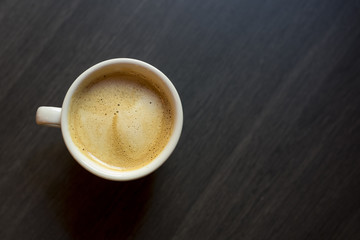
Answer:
68;72;174;171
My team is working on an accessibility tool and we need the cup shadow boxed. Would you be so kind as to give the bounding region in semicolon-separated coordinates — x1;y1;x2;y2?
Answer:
38;144;154;239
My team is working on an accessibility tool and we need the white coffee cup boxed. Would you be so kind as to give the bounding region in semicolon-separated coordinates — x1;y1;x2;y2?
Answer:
36;58;183;181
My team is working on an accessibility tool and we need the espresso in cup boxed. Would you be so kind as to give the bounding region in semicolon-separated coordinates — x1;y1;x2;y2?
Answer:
36;58;182;180
68;72;174;171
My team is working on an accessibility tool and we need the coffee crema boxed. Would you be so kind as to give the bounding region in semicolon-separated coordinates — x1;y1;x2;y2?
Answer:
68;72;174;171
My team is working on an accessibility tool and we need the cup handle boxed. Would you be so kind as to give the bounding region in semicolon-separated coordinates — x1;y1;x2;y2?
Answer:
36;106;62;128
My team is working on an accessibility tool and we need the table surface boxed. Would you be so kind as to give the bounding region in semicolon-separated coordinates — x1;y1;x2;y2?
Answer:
1;0;360;239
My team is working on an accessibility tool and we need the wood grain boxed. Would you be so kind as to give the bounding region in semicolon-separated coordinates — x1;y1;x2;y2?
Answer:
1;0;360;239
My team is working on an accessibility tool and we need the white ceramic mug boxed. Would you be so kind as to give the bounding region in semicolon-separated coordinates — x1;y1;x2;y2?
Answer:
36;58;183;181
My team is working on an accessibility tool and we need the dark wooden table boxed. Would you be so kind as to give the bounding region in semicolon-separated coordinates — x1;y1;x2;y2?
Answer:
1;0;360;239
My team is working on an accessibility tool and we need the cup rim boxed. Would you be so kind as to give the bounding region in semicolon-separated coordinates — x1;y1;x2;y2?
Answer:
61;58;183;181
